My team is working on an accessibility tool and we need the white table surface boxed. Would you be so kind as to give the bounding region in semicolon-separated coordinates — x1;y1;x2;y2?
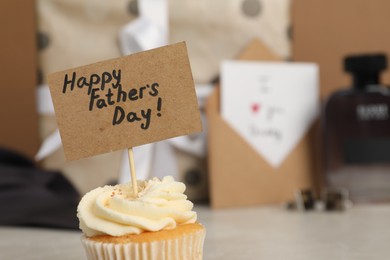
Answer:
1;204;390;260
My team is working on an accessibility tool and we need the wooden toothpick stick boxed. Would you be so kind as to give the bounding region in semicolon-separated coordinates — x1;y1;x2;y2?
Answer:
128;148;138;197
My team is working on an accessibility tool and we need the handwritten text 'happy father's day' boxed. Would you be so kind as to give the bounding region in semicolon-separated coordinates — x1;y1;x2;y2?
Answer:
62;69;161;130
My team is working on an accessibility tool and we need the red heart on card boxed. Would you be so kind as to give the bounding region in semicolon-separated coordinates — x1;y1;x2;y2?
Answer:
251;103;261;113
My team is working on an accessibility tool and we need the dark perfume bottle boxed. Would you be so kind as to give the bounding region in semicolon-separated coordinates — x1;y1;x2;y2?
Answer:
324;54;390;202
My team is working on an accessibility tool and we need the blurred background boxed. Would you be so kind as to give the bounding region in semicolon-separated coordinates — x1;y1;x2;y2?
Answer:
2;0;390;229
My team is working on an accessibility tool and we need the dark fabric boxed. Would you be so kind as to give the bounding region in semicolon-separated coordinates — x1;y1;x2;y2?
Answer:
0;148;79;229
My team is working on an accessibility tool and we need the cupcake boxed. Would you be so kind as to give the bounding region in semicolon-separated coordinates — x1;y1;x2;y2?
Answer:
77;176;205;260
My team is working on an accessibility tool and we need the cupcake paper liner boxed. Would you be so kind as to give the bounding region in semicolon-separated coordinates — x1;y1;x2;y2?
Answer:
81;229;205;260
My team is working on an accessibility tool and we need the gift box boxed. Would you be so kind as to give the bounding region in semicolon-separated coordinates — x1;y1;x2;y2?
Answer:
36;0;211;201
206;39;320;208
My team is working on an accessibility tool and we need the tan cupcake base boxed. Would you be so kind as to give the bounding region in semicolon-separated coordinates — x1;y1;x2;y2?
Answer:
81;223;205;260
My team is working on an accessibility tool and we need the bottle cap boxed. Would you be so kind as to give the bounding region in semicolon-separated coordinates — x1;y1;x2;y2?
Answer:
344;54;387;88
344;54;387;73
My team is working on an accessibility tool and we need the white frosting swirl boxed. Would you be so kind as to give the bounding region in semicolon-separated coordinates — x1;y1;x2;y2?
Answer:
77;176;197;237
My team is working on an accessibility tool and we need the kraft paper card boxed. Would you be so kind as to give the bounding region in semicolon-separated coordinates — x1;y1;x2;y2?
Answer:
48;42;202;161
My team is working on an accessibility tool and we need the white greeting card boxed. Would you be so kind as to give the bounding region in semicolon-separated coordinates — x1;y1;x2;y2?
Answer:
221;61;319;167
